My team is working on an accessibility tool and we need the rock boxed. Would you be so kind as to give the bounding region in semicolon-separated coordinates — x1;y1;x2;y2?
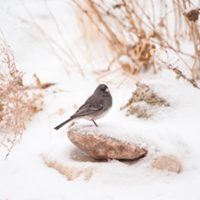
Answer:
68;126;148;160
152;155;182;173
70;148;97;162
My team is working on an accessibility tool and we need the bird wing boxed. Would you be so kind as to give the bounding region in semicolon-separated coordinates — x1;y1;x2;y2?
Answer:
72;95;104;118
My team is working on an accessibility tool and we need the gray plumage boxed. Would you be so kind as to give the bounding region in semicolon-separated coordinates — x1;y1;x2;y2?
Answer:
54;84;112;130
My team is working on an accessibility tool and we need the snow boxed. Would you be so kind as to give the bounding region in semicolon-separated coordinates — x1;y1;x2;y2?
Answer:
0;0;200;199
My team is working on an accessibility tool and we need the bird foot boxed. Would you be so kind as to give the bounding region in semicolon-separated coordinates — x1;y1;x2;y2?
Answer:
92;120;98;127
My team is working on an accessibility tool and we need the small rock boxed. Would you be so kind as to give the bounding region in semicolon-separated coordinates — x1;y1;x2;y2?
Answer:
68;126;147;160
152;155;182;173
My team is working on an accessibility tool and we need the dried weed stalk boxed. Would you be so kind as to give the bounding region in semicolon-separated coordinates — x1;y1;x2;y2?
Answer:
183;7;200;79
75;0;200;80
0;39;43;158
167;64;200;89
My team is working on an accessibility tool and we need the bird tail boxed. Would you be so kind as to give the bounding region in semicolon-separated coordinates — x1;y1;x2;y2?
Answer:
54;117;73;130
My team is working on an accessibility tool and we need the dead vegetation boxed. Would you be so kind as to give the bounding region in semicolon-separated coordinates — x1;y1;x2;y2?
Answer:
0;39;43;158
43;155;94;181
167;64;200;89
184;8;200;22
75;0;200;81
121;82;170;118
33;74;55;90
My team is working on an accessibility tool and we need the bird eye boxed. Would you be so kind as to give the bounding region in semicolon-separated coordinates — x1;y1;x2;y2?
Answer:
100;86;107;91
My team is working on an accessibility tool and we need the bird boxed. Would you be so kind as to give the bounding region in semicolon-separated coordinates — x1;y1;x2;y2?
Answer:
54;84;112;130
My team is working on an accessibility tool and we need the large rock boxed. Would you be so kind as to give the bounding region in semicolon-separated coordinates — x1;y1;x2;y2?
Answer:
68;125;148;160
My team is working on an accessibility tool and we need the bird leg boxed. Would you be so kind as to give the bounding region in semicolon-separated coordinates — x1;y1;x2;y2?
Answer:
92;120;98;127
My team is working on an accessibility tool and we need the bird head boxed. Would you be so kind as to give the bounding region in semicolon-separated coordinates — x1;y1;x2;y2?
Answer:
95;84;110;95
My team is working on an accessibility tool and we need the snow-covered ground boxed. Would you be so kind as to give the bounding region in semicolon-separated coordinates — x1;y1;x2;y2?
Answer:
0;0;200;200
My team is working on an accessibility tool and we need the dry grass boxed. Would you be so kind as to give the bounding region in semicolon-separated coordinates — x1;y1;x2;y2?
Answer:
75;0;200;80
167;64;200;89
121;82;170;118
0;38;43;159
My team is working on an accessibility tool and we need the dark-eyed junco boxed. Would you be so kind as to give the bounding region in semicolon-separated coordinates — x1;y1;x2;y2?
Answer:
54;84;112;130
